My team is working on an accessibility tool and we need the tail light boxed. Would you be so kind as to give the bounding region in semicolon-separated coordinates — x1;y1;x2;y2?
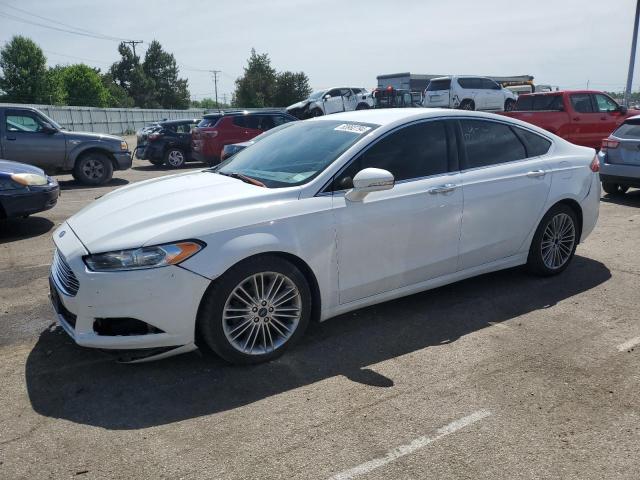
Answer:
148;133;162;142
590;155;600;173
601;138;619;151
204;130;219;138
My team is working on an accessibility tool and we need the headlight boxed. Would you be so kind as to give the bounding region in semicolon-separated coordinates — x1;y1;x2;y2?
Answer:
10;173;48;186
120;140;128;151
84;241;204;272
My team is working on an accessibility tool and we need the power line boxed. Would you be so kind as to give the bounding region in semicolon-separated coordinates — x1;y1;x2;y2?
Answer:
211;70;221;106
0;9;140;42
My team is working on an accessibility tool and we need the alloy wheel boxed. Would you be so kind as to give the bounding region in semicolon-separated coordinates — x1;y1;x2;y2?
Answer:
168;150;184;167
82;159;104;179
222;272;302;355
541;213;575;269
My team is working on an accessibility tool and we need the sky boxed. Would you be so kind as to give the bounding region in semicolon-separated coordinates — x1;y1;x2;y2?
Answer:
0;0;637;101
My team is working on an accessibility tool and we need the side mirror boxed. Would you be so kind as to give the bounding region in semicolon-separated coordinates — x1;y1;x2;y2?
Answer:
619;105;628;114
323;94;331;101
345;168;394;202
41;122;57;134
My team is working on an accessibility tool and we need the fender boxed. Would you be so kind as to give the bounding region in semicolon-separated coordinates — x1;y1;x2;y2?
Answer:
65;140;117;170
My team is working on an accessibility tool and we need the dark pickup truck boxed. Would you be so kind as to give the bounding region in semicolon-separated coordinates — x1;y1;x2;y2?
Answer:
502;90;640;149
0;106;132;185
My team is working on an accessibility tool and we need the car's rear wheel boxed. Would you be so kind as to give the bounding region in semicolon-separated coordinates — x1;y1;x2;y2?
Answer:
165;148;186;168
355;103;369;110
197;255;312;365
459;99;475;110
310;108;323;118
504;98;516;111
526;204;578;276
602;182;629;195
73;152;113;186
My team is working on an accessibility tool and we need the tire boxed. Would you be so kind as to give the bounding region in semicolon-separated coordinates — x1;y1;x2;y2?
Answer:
526;204;579;276
459;99;475;111
309;108;323;118
504;99;516;111
602;182;629;195
355;103;370;110
164;148;186;168
197;255;312;365
73;152;113;186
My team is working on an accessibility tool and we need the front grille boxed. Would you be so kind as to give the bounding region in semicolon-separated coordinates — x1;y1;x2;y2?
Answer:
51;249;80;296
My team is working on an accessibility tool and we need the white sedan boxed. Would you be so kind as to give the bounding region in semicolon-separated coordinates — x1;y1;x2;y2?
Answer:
50;109;600;364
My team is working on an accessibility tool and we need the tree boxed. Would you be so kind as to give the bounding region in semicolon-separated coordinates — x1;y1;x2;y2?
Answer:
0;35;50;103
273;71;312;107
142;40;190;109
57;64;110;107
110;42;155;107
191;97;228;109
101;72;134;107
233;49;277;108
45;65;68;105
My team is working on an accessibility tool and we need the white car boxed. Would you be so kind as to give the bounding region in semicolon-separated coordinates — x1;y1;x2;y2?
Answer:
50;109;600;364
423;76;517;112
286;87;373;119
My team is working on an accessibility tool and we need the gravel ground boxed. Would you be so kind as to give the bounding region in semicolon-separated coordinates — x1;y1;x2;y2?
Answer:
1;140;639;479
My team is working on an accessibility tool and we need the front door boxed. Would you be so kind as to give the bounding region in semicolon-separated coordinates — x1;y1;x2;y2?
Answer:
568;93;602;148
2;109;66;172
323;89;346;115
457;119;552;270
330;120;463;304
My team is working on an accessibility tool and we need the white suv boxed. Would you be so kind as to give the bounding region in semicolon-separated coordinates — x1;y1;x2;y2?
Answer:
423;76;517;112
286;87;374;119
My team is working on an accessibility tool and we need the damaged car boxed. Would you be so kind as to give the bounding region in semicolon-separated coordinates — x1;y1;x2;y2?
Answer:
286;87;374;119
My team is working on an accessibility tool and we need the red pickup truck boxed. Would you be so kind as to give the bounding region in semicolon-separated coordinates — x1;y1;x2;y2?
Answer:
501;90;640;149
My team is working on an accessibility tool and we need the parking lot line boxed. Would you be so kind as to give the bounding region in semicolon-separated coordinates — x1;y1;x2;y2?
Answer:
328;409;492;480
616;336;640;352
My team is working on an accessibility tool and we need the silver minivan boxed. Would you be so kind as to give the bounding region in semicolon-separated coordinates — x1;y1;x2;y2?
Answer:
422;76;517;112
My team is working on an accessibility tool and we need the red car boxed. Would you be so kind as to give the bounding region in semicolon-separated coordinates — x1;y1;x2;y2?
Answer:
191;110;298;165
501;90;640;149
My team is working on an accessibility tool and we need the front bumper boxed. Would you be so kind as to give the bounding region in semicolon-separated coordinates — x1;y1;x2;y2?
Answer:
113;151;133;170
50;223;211;350
0;180;59;218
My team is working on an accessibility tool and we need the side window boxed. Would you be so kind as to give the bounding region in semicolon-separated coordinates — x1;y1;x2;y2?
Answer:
482;79;499;90
6;112;45;133
352;88;362;94
244;115;262;130
512;127;552;157
461;119;526;168
176;123;192;133
272;115;290;127
326;89;342;98
457;78;473;89
233;116;247;128
570;94;594;113
333;121;449;190
256;115;275;131
593;94;619;113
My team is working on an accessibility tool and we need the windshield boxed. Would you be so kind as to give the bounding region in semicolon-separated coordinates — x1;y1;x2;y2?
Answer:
215;120;378;188
308;90;327;101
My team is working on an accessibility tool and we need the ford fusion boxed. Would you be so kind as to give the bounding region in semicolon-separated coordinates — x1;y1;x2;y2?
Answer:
50;109;600;364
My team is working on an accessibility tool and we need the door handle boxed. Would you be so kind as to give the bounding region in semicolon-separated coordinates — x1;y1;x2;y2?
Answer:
572;117;580;121
526;170;546;178
6;136;16;141
427;183;457;194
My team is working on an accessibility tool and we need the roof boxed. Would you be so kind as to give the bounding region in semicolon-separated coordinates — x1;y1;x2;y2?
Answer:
203;109;286;118
159;118;199;125
377;73;534;83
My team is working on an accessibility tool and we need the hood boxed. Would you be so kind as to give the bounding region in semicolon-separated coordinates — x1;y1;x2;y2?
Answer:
67;170;295;253
286;99;310;111
63;130;124;143
0;159;46;176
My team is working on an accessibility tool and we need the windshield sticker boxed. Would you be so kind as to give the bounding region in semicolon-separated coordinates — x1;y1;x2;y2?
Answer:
334;124;372;134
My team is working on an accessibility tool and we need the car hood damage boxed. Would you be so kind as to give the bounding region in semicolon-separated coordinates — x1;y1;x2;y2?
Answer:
67;170;295;253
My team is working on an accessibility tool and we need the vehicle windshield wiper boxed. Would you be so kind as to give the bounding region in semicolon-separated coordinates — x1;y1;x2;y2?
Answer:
218;171;266;187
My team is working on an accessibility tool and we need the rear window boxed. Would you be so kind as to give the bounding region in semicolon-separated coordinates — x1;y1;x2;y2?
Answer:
426;79;451;91
461;119;526;168
613;122;640;139
512;127;552;157
514;95;563;111
197;116;221;128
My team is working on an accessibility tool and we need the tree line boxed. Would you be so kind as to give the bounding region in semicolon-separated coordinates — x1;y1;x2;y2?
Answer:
0;36;312;109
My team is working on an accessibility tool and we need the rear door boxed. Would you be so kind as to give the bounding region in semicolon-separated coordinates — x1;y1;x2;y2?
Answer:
568;93;601;147
458;118;553;270
457;78;483;109
2;109;66;171
482;79;503;110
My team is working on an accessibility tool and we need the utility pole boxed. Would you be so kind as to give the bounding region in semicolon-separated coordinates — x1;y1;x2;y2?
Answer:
123;40;143;59
625;0;640;106
210;70;221;107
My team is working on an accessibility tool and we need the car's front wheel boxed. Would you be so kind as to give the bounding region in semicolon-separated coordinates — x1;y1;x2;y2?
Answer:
504;98;516;111
526;204;578;276
459;99;475;110
198;255;312;364
73;152;113;185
